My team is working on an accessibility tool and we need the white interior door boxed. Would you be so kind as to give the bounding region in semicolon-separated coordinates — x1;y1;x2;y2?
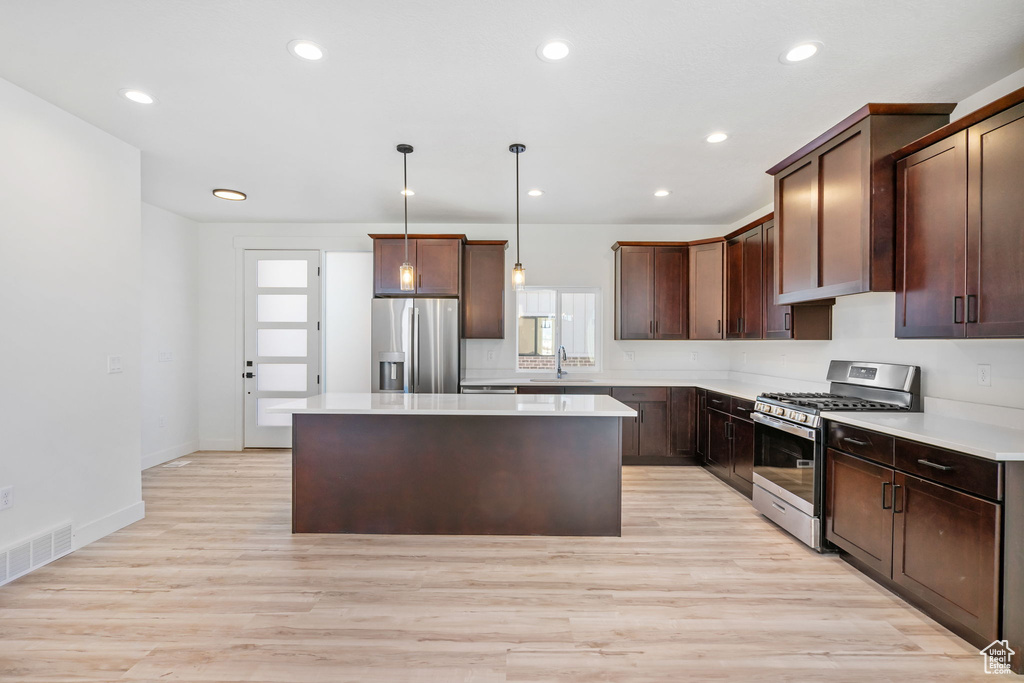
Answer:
244;250;321;448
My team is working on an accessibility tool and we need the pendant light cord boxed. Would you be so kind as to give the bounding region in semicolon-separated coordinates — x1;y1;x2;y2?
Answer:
515;149;520;264
403;150;409;262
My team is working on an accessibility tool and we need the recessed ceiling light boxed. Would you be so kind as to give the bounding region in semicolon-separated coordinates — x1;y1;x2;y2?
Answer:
537;40;572;62
706;132;728;143
780;41;822;64
288;39;325;61
212;189;246;201
401;189;415;196
120;89;155;104
654;190;671;197
527;189;544;197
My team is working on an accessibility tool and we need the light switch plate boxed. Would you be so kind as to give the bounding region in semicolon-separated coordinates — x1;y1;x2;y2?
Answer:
107;355;122;374
158;351;173;362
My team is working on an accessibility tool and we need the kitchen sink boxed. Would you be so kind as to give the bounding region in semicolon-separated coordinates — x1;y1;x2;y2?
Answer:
529;378;596;383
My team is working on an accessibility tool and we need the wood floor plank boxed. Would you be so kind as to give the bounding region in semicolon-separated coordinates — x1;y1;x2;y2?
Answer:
0;451;993;682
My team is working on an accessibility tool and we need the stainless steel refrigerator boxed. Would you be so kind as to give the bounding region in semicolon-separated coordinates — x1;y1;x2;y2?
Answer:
370;298;459;394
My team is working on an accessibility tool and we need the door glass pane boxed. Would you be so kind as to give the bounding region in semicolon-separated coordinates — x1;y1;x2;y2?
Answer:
257;363;307;391
257;295;307;322
257;398;293;426
258;260;308;288
257;329;307;357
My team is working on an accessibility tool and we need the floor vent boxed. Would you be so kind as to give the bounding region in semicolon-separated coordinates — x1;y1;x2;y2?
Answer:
2;522;73;587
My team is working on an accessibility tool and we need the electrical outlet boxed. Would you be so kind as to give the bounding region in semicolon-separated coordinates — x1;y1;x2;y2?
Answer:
742;352;748;365
0;486;12;511
158;416;166;428
486;350;495;361
690;352;698;362
623;351;635;362
978;364;991;386
781;354;787;368
107;355;122;374
158;351;173;362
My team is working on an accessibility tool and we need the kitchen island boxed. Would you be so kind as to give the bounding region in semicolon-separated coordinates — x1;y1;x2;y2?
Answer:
272;392;636;536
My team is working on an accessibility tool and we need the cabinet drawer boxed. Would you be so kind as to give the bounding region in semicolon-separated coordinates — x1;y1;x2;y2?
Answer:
706;391;730;412
731;397;755;420
612;387;667;402
895;440;1002;501
828;422;894;466
564;386;612;395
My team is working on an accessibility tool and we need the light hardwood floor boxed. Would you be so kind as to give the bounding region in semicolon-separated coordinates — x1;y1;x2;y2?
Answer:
0;451;993;682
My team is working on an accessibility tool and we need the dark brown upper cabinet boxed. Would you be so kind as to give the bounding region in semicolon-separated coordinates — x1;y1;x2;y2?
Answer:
895;88;1024;339
371;235;463;297
462;241;507;339
688;240;725;339
768;104;955;305
613;244;688;340
762;218;833;340
726;225;763;339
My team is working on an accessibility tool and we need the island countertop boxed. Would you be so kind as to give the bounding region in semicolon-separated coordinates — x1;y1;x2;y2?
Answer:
272;392;637;417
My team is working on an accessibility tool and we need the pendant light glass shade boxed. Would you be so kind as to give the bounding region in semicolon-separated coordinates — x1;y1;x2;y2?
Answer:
510;143;527;290
397;144;415;290
512;262;526;291
400;261;415;291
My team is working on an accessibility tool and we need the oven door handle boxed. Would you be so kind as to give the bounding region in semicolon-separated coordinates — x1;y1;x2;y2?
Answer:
752;412;818;441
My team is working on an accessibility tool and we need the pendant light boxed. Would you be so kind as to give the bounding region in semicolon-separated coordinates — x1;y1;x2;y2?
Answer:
509;143;527;290
397;144;415;291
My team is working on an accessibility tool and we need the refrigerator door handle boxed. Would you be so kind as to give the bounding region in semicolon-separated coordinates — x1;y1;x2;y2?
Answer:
413;307;421;392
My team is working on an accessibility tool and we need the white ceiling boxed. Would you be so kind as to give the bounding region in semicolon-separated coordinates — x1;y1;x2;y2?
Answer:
1;0;1023;225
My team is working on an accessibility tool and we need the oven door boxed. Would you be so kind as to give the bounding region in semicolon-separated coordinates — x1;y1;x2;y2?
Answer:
752;412;820;517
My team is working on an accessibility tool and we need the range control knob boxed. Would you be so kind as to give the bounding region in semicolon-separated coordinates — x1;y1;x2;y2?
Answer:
795;413;808;423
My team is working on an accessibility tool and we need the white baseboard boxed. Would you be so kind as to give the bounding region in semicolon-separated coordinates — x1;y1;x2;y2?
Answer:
141;440;199;470
198;437;239;452
73;500;145;551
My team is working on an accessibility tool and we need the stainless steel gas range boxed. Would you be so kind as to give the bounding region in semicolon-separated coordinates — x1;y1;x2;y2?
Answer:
751;360;921;551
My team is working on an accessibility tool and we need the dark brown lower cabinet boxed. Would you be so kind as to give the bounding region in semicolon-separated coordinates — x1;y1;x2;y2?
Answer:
669;387;697;463
893;472;1001;642
695;389;708;461
704;401;753;498
826;449;895;576
621;401;640;457
826;444;1002;645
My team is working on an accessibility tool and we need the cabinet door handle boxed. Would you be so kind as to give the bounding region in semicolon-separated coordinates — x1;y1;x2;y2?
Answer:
967;294;978;324
739;316;744;333
881;481;892;510
650;320;654;335
726;422;734;439
953;296;963;324
892;484;904;513
842;437;870;447
784;312;791;331
656;320;660;334
917;459;953;472
640;409;645;424
717;319;721;334
418;273;422;289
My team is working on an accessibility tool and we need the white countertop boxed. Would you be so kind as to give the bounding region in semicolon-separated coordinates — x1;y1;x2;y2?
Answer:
460;376;1024;461
270;392;637;417
822;411;1024;462
460;376;776;401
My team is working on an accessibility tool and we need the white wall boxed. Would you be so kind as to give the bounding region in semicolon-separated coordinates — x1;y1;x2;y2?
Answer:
324;251;373;393
0;77;143;550
141;203;199;468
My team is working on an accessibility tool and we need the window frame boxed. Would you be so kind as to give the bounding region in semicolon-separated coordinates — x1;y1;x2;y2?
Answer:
515;286;602;374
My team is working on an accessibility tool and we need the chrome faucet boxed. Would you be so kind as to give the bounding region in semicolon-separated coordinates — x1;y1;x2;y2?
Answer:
556;345;567;378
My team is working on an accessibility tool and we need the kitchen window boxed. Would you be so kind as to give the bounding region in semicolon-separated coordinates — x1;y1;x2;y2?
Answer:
516;287;600;372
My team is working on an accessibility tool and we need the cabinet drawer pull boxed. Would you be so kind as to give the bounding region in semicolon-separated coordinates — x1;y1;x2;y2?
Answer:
892;484;903;513
953;296;963;324
784;312;791;331
735;406;750;413
881;481;892;510
842;437;870;446
917;459;953;472
771;501;786;514
710;398;725;405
